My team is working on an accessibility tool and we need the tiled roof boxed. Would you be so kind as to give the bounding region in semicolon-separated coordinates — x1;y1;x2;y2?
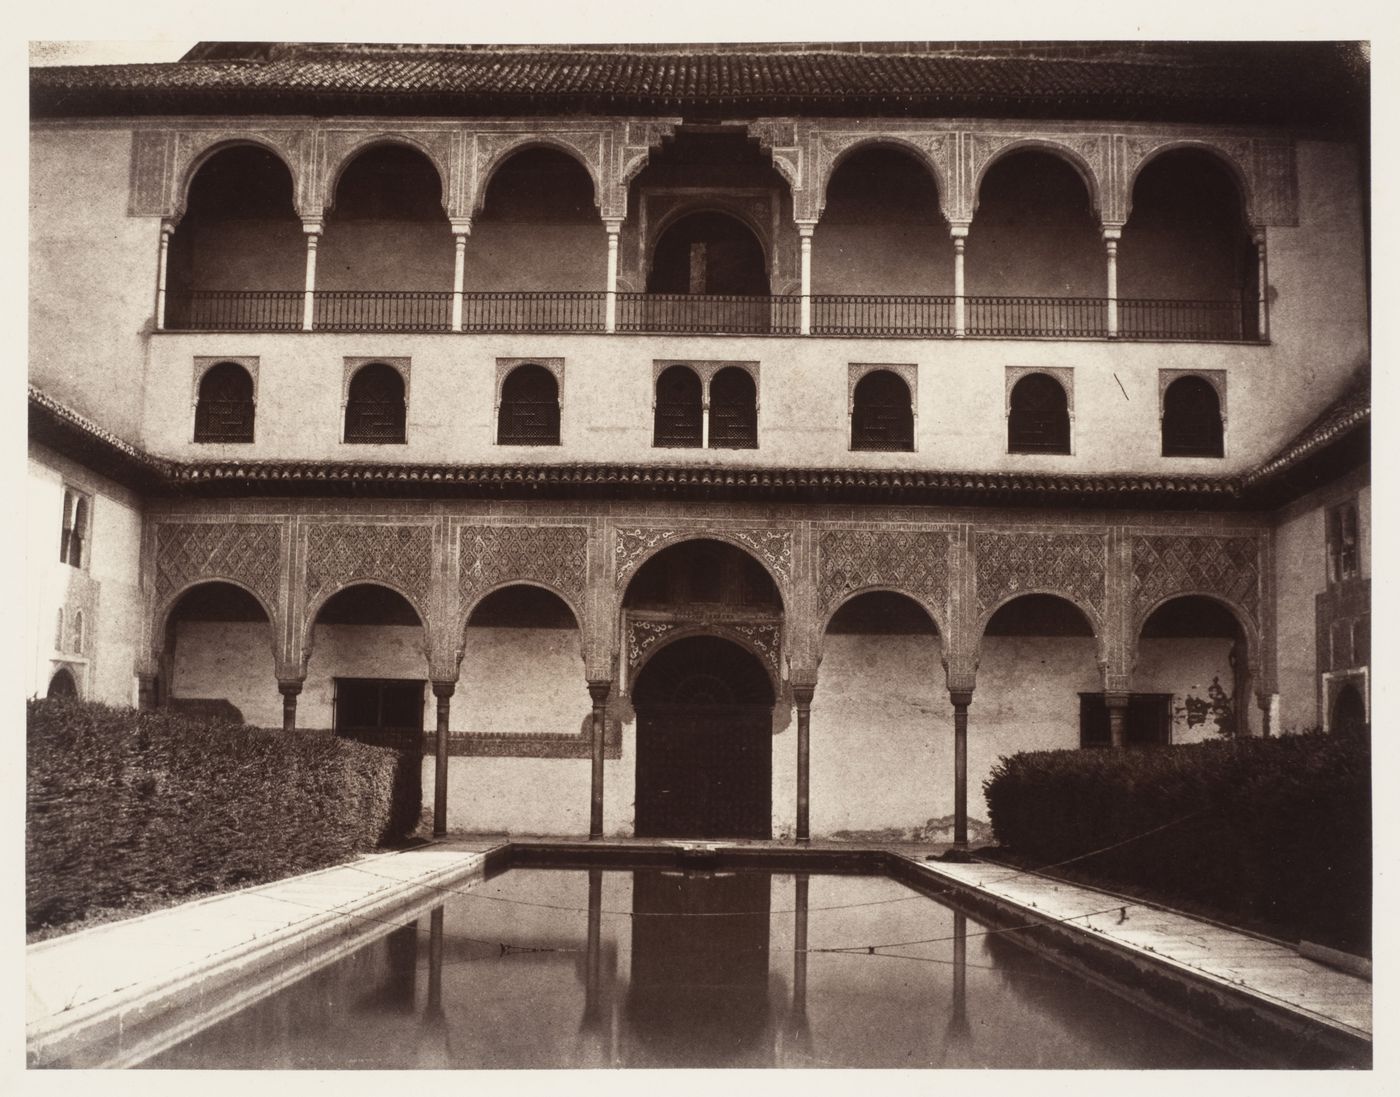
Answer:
1244;371;1371;487
30;42;1366;124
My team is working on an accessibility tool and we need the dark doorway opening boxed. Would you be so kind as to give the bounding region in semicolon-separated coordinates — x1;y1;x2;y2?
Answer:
1079;693;1172;747
1332;682;1367;738
46;668;77;699
633;636;774;839
647;211;770;296
335;677;425;748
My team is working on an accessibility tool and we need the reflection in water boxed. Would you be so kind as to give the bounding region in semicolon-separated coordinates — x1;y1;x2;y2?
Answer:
142;867;1251;1069
625;870;774;1068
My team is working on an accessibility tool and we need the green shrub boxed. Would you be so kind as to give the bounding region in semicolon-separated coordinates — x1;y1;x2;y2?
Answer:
26;699;421;933
983;733;1371;954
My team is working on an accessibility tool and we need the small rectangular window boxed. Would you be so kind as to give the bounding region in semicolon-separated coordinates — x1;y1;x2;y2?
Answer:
59;488;91;569
1327;501;1360;583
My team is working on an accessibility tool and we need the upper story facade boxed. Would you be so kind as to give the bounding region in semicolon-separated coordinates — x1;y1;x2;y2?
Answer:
29;42;1370;480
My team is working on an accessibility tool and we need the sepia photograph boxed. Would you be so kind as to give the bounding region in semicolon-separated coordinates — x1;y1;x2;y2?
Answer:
21;6;1378;1078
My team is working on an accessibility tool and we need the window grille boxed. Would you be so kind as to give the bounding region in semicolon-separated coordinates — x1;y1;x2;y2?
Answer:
1161;375;1224;457
498;364;561;445
1008;373;1071;454
654;366;703;447
851;370;914;451
194;362;256;443
709;367;757;449
345;363;407;444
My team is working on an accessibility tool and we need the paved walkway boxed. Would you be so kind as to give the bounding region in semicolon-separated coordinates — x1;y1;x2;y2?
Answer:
26;844;496;1067
897;855;1372;1042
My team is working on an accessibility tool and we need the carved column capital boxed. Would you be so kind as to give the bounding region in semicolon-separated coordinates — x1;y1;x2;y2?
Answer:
1103;690;1130;710
1100;223;1124;242
795;218;818;238
450;218;473;237
277;677;304;698
586;679;613;706
948;689;974;709
948;221;971;240
301;219;323;236
603;218;624;236
791;683;816;708
431;680;457;700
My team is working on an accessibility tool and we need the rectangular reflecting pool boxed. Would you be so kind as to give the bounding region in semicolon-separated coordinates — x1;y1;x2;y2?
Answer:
141;866;1255;1069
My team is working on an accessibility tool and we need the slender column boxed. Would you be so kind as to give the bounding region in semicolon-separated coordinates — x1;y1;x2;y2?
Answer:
950;223;969;337
277;677;303;732
155;220;174;330
432;681;455;837
1104;689;1129;749
797;220;816;335
450;220;471;333
793;684;815;843
1253;228;1269;341
701;394;711;449
604;219;622;333
301;219;322;332
950;690;973;847
1103;227;1121;338
137;673;159;712
1257;690;1278;737
587;679;612;839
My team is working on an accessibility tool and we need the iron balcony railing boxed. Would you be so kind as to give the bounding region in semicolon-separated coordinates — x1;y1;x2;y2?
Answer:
460;291;606;332
160;290;1264;342
164;290;303;331
965;296;1110;338
1117;297;1257;342
616;293;801;335
812;294;956;336
314;291;453;332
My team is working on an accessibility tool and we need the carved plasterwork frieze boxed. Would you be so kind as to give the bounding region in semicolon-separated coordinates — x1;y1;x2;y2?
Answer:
627;616;782;685
966;131;1108;221
614;526;792;590
1119;133;1294;226
1131;533;1261;624
818;529;950;619
130;126;317;220
814;128;954;223
470;130;609;217
611;119;682;219
974;531;1108;624
320;128;456;217
304;522;434;620
459;525;589;619
154;522;283;618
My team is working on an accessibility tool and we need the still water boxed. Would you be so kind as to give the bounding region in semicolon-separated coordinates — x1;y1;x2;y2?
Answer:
143;867;1247;1069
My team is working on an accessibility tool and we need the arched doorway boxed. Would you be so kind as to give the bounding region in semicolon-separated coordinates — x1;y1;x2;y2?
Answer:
46;668;77;699
164;580;274;724
1332;682;1367;738
632;636;775;839
647;211;770;296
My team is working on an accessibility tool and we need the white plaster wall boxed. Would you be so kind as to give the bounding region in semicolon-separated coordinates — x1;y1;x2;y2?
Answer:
456;627;587;735
809;634;947;837
25;445;144;706
29;127;156;441
301;624;431;729
1133;637;1238;744
169;620;282;726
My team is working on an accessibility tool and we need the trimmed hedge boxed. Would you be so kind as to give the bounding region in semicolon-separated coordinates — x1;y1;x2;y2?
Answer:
26;699;421;933
983;733;1371;954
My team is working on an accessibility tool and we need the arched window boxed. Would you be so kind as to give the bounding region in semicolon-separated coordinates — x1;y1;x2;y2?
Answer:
852;370;914;451
1328;503;1360;583
61;491;89;568
1008;373;1071;454
55;608;64;651
194;362;255;443
654;366;703;448
1161;376;1224;457
498;364;560;445
344;363;406;444
709;367;757;449
73;610;85;655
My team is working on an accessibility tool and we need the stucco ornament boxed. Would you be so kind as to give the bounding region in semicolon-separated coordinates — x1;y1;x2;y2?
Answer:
818;529;950;617
304;522;434;621
154;521;283;615
974;531;1108;623
459;524;589;616
614;526;792;590
1131;534;1261;622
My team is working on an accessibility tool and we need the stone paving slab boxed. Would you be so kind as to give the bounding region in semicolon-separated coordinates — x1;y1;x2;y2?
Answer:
901;856;1371;1040
27;845;494;1067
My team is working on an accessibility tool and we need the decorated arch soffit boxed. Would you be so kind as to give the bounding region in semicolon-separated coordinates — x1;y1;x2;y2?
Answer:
153;521;284;630
626;619;783;693
972;530;1109;633
132;127;316;222
816;527;951;630
613;526;793;595
1129;532;1263;642
457;524;590;631
301;521;434;631
318;129;457;217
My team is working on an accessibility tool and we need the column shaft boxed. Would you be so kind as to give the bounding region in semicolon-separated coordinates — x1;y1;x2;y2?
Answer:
432;681;455;837
587;680;612;839
1105;690;1129;749
950;690;972;847
793;685;815;842
952;230;968;337
137;673;159;712
451;233;467;332
155;222;173;331
798;224;815;335
604;222;621;333
1104;229;1120;337
278;678;303;732
301;221;322;332
1254;230;1269;340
